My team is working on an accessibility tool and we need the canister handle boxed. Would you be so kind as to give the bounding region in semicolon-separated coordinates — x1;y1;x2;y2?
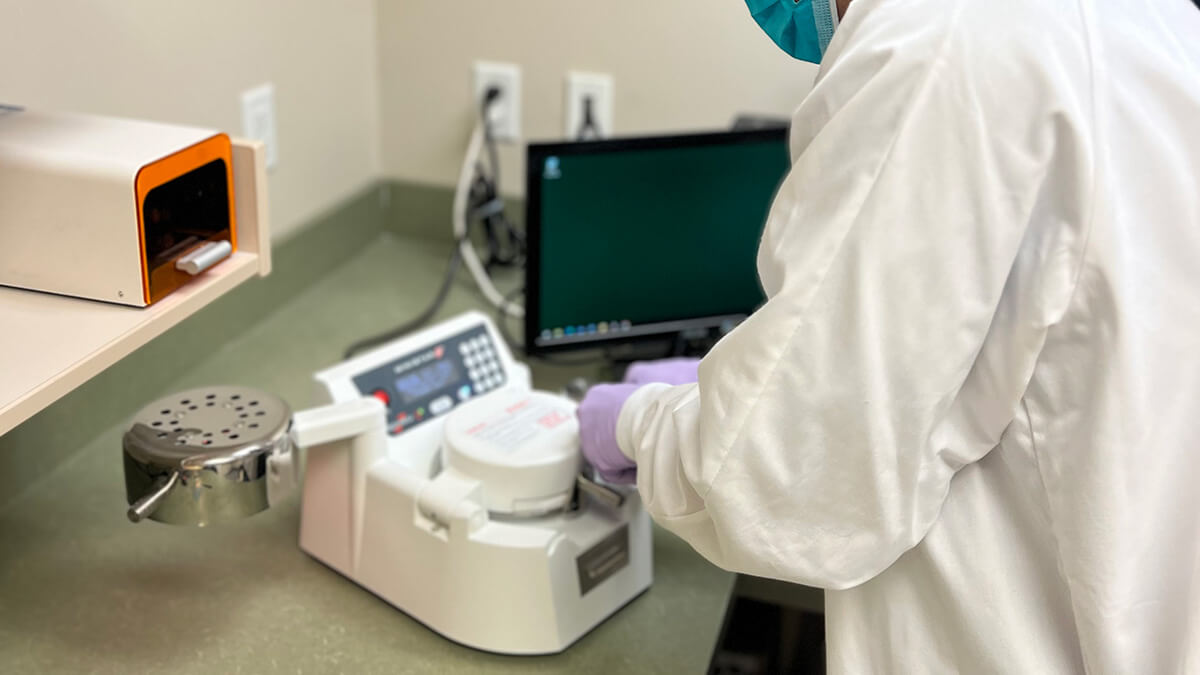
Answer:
127;471;180;523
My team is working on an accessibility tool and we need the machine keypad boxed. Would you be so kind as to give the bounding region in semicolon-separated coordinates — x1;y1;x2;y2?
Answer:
353;324;507;437
463;336;506;394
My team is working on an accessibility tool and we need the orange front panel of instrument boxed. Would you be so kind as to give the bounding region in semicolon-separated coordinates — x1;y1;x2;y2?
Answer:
134;134;237;305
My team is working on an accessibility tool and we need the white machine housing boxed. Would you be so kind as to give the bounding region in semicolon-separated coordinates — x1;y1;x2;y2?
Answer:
286;311;653;654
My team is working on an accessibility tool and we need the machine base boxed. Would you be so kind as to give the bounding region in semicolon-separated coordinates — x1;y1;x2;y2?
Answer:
299;460;654;655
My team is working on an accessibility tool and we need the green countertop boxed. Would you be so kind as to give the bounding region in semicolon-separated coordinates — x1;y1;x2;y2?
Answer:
0;234;734;674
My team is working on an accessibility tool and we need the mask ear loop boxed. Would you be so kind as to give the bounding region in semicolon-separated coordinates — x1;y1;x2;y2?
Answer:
814;0;840;55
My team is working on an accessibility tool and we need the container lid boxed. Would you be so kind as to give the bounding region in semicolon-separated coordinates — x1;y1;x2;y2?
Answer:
441;390;580;515
124;385;290;469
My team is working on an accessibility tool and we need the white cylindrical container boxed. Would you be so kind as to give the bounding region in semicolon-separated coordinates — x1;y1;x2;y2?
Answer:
441;390;580;516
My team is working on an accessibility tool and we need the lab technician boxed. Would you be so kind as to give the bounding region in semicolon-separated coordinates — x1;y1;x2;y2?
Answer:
578;0;1200;671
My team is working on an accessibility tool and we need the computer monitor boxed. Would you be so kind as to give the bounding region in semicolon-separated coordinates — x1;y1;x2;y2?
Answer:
524;128;791;355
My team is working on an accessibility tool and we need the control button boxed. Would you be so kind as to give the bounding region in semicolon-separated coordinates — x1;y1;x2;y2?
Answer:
371;389;391;407
430;396;453;415
457;384;472;401
459;344;470;355
470;368;483;381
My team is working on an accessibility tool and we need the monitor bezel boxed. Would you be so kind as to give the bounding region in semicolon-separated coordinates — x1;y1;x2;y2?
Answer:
523;127;789;355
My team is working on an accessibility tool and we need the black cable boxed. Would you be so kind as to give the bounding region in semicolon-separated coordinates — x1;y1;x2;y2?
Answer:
343;241;465;360
342;170;511;359
482;95;502;189
343;87;528;361
575;95;602;141
476;89;525;272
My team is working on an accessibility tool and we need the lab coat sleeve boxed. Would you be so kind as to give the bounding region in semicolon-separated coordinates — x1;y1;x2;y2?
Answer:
615;2;1090;589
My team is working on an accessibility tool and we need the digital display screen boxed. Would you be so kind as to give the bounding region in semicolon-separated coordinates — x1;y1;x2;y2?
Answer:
394;360;459;404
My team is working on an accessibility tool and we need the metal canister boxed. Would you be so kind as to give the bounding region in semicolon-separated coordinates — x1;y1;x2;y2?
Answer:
122;386;291;526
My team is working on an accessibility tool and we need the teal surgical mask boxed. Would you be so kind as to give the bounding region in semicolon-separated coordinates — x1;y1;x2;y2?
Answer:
745;0;840;64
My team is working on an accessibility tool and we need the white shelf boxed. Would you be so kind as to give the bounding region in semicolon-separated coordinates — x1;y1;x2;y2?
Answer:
0;138;271;437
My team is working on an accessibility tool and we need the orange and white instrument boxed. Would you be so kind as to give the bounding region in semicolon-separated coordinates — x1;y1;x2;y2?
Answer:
0;107;236;306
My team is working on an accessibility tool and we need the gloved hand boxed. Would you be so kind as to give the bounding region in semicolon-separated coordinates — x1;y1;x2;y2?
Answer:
578;358;701;484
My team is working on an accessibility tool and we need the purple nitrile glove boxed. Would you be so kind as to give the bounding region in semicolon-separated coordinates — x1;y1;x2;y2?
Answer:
577;358;701;485
623;357;701;386
578;383;640;484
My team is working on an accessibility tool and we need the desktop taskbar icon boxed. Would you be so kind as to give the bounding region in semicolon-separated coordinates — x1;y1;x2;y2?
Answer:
542;320;633;341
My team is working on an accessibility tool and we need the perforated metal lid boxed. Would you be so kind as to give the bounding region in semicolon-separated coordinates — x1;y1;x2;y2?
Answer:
122;385;292;525
125;386;290;465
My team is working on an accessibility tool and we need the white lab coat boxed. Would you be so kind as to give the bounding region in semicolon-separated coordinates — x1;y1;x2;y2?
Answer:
616;0;1200;671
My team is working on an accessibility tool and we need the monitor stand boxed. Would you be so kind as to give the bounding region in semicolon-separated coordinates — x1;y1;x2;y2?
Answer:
598;326;727;376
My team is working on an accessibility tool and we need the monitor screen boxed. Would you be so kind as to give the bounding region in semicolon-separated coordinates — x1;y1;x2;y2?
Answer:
524;128;791;353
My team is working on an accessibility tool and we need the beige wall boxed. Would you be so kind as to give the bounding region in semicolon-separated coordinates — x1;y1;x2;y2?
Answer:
0;0;381;241
0;2;816;236
375;1;818;195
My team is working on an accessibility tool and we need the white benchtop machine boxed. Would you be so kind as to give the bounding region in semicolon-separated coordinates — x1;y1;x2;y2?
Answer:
121;311;653;655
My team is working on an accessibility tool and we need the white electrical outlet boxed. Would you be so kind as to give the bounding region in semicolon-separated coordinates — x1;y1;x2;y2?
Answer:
565;71;614;140
472;61;521;142
241;83;278;170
